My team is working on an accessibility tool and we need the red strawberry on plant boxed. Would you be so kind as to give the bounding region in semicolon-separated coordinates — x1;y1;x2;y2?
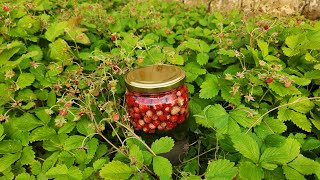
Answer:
3;5;10;12
263;25;269;31
111;35;117;41
64;102;72;108
265;78;273;83
284;81;292;88
112;113;120;121
59;109;68;116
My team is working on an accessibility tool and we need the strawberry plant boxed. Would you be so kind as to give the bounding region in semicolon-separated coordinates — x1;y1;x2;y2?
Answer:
0;0;320;179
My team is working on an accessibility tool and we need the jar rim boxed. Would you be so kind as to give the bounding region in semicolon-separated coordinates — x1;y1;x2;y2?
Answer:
124;64;186;93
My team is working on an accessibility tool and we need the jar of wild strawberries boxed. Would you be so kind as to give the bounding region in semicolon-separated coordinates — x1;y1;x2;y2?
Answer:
124;65;188;134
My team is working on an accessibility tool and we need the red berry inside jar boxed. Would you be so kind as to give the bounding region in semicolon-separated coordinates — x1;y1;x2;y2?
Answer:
124;65;188;133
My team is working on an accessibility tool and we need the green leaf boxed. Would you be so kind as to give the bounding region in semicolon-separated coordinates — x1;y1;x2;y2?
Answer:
288;155;320;175
151;136;174;154
0;140;22;154
289;110;312;132
0;47;20;67
287;96;314;114
205;159;237;180
100;161;133;180
302;138;320;151
0;124;4;138
153;156;172;179
230;106;260;128
260;138;300;169
64;27;90;45
199;74;219;99
167;54;184;65
20;146;35;165
49;38;72;65
181;176;202;180
64;135;85;151
45;21;69;42
269;82;301;97
13;113;43;131
257;39;269;58
129;144;144;168
47;90;56;107
30;126;56;142
16;73;35;89
16;173;33;180
0;153;21;172
76;119;96;136
206;104;229;129
93;159;107;171
46;164;83;180
264;118;287;133
239;161;263;180
304;70;320;79
196;53;209;65
231;133;260;163
283;166;306;180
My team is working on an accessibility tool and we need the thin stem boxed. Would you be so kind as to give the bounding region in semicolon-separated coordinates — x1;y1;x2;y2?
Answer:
245;96;320;134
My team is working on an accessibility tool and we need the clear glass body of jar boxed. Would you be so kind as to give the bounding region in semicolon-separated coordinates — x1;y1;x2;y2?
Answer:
125;84;188;133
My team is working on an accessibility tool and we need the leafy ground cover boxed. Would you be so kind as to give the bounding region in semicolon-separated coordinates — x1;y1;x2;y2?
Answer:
0;0;320;179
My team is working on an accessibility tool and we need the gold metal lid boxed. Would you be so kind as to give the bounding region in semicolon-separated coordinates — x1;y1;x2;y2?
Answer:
124;64;186;94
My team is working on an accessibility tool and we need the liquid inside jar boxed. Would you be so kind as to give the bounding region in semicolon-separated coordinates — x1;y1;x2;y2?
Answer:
125;85;188;133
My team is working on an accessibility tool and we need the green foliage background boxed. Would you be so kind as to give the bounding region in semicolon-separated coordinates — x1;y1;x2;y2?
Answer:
0;0;320;179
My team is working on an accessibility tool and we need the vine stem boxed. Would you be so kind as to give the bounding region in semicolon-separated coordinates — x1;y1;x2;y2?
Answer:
180;147;217;165
245;96;320;134
114;120;157;157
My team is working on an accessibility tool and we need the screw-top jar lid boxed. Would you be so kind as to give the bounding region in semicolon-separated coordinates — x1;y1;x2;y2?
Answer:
124;64;186;94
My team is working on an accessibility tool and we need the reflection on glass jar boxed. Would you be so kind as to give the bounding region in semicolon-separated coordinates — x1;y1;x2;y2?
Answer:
124;65;188;133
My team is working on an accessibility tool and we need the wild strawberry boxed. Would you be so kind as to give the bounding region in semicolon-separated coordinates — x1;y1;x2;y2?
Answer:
146;110;153;117
166;122;175;130
133;113;141;119
139;104;149;112
166;114;171;121
133;107;140;113
74;80;79;86
165;29;171;34
136;122;143;130
144;116;152;123
176;91;182;96
265;78;273;83
152;114;158;121
170;115;178;122
149;123;156;130
159;115;166;121
87;5;92;10
149;129;155;133
112;113;120;121
171;106;181;115
156;110;163;116
163;104;172;113
177;97;184;106
153;104;163;110
59;109;68;116
3;5;10;12
108;16;113;20
284;81;292;88
161;122;167;128
177;114;185;124
112;64;119;71
153;120;160;127
111;35;117;41
143;126;149;132
180;107;186;114
263;25;269;31
64;102;72;108
157;125;164;130
138;119;145;126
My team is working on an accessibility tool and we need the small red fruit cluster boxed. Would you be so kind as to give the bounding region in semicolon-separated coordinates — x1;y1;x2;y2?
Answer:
125;85;188;133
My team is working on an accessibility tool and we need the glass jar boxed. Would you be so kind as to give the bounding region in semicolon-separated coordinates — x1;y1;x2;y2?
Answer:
124;65;188;134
